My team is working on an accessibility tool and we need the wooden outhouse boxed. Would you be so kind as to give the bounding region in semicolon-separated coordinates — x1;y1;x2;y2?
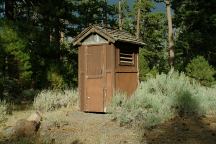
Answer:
73;25;145;112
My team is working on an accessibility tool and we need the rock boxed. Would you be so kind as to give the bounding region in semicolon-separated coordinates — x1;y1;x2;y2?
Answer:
27;111;42;124
4;111;43;138
13;119;38;137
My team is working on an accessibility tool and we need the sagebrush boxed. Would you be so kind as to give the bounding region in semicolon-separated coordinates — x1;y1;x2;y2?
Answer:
109;71;216;129
33;89;78;112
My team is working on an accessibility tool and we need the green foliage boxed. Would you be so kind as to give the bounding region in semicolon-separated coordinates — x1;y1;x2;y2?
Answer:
146;67;159;78
186;56;215;86
0;0;116;91
47;66;66;89
0;21;32;100
142;12;168;72
60;42;78;88
139;49;150;81
172;0;216;70
109;72;216;129
0;23;32;82
75;0;117;30
33;89;78;112
125;0;168;73
47;71;65;89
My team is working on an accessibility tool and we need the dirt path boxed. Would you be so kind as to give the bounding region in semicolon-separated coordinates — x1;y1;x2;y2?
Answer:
39;110;139;144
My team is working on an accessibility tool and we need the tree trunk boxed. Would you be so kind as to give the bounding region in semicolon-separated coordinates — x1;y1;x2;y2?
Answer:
166;0;174;67
5;0;14;20
53;18;61;59
103;0;108;27
118;0;123;30
136;0;141;39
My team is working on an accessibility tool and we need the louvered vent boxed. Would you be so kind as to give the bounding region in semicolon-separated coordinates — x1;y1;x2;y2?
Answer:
119;50;134;65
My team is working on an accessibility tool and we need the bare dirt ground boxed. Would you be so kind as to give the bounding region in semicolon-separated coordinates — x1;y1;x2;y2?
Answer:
39;110;140;144
0;109;140;144
143;115;216;144
1;109;216;144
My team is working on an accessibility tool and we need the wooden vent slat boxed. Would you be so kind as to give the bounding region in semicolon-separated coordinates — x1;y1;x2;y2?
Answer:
119;50;134;65
120;53;132;56
120;60;133;64
120;57;133;60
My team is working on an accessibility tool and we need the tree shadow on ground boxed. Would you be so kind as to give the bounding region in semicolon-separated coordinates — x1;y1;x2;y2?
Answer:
142;90;216;144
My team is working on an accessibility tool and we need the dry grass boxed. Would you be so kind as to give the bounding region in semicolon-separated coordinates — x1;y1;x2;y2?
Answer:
0;100;8;124
33;89;78;112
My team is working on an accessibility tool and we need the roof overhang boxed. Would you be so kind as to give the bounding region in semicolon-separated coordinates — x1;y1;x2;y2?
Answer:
116;39;146;46
73;25;146;46
73;26;115;46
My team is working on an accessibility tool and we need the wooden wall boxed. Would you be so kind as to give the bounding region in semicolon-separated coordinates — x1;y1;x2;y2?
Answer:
104;43;115;110
114;43;139;96
78;45;85;111
78;42;139;112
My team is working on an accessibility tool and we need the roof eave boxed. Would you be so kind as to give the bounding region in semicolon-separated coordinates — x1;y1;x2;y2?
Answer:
117;39;146;46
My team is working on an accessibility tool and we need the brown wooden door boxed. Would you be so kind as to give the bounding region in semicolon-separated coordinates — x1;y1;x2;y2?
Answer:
84;45;105;112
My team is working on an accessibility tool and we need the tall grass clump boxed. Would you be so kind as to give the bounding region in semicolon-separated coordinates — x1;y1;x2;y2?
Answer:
0;100;8;123
33;89;78;112
109;71;216;129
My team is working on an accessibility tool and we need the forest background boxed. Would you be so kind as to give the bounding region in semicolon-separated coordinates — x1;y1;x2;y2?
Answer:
0;0;216;103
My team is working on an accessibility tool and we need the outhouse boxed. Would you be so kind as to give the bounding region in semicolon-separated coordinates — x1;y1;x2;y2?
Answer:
73;25;145;112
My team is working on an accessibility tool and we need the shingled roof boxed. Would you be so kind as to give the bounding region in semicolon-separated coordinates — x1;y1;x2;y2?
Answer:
73;25;145;46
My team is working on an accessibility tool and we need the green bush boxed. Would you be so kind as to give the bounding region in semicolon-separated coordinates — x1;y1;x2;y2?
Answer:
47;70;66;89
33;89;78;112
109;72;216;129
186;56;215;86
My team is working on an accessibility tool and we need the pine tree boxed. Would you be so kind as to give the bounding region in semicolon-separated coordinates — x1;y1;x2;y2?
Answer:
125;0;168;80
172;0;216;70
